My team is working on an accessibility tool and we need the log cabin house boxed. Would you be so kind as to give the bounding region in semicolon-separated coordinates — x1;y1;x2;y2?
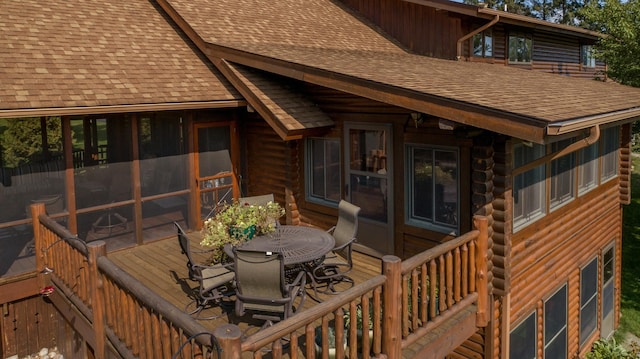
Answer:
1;0;640;358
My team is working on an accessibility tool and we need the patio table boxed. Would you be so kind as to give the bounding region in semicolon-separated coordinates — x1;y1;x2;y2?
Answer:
224;225;335;266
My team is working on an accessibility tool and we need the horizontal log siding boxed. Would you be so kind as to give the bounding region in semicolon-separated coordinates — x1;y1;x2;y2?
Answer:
341;0;462;59
243;119;290;205
510;182;621;352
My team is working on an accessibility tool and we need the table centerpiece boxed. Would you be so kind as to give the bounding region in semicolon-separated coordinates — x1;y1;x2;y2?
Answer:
201;199;285;264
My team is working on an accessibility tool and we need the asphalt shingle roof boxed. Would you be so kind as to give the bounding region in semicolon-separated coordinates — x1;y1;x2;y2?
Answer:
0;0;242;114
165;0;640;129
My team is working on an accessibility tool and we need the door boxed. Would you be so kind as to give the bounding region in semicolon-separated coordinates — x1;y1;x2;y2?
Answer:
601;244;615;338
194;122;239;223
344;123;393;257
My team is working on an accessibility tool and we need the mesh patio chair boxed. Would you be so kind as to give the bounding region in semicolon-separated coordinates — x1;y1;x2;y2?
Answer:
233;247;306;328
311;200;361;295
175;222;235;319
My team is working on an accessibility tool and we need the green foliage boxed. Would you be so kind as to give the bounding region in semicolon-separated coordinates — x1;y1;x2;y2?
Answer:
586;338;632;359
580;0;640;88
0;117;63;167
200;200;284;263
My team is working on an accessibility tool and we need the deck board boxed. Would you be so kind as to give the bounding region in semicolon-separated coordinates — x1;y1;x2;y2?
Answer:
108;229;382;334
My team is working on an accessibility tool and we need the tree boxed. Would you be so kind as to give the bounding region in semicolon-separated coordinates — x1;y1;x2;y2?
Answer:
580;0;640;87
0;117;63;167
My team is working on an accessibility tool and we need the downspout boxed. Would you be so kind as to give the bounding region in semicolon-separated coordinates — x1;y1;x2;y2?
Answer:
456;15;500;61
514;125;601;175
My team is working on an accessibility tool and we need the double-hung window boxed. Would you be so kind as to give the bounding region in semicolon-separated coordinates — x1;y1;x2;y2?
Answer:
406;145;459;234
513;142;546;230
305;137;341;205
580;258;598;345
472;30;493;58
581;45;596;67
578;142;599;195
508;33;533;63
545;285;568;359
601;126;619;182
550;139;575;210
510;312;537;359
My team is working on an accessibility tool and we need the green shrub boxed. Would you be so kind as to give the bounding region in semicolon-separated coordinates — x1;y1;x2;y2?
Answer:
585;338;632;359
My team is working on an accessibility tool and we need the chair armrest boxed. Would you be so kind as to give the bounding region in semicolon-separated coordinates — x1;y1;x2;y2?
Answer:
286;269;306;291
333;236;356;251
326;226;336;235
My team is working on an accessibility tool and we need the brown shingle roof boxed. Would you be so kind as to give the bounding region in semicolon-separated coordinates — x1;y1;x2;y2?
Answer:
0;0;242;116
164;0;640;141
218;61;334;140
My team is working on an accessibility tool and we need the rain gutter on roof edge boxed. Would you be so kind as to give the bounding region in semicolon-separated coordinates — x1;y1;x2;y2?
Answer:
457;15;500;61
546;107;640;136
0;101;246;119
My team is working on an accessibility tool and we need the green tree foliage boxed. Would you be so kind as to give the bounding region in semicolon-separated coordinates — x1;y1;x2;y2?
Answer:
0;117;63;167
580;0;640;88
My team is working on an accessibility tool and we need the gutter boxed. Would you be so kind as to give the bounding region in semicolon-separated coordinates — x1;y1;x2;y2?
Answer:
456;15;500;61
546;107;640;135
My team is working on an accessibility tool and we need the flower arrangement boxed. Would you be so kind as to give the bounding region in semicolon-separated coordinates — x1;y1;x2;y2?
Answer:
201;200;285;263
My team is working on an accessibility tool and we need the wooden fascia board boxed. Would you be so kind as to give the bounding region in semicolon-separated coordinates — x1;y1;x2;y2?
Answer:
547;111;640;135
212;58;304;141
0;101;246;120
204;44;548;143
402;0;480;16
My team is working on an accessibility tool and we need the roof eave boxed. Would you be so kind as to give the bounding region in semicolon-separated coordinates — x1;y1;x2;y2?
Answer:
546;108;640;136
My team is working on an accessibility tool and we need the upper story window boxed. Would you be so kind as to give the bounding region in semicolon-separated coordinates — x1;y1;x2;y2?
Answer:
581;45;596;67
472;30;493;58
513;126;619;232
508;33;533;64
513;142;546;230
305;137;341;205
406;145;459;235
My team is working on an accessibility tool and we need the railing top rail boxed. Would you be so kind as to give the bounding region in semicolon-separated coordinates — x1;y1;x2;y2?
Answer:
38;214;88;256
400;229;480;275
241;275;386;351
96;256;214;348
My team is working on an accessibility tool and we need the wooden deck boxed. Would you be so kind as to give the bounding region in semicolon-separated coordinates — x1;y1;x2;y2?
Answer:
108;230;382;335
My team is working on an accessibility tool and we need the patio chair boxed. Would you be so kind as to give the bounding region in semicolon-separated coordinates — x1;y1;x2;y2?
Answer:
175;222;235;318
311;200;361;295
233;247;306;328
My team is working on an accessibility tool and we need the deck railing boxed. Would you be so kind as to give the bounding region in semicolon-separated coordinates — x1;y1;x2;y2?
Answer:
33;203;216;358
33;200;490;359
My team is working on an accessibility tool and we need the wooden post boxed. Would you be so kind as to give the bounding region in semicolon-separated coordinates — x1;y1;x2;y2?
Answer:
382;255;402;359
214;324;242;359
473;215;489;327
31;203;47;288
87;240;107;359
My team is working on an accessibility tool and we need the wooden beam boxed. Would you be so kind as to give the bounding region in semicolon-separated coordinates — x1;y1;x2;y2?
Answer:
0;276;39;304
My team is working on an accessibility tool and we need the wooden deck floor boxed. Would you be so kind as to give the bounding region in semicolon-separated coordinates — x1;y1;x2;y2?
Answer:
108;230;382;335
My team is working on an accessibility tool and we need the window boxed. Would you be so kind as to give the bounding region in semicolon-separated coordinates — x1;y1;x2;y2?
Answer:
550;139;575;210
513;142;546;230
578;142;599;195
508;33;532;63
545;285;567;359
306;137;341;204
406;145;459;234
601;126;619;182
510;312;537;359
513;126;619;232
580;258;598;345
472;30;493;58
581;45;596;67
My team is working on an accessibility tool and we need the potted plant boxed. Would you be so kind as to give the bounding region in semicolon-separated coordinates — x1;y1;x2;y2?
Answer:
201;200;284;263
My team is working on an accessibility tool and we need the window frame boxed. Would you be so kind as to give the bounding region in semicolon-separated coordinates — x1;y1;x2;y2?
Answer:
580;257;599;346
472;30;493;58
405;144;460;235
305;137;342;206
544;284;568;359
513;142;546;231
510;311;537;359
508;32;533;64
581;45;596;68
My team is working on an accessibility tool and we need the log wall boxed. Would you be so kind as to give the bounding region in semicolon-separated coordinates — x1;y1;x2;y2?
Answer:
1;295;59;358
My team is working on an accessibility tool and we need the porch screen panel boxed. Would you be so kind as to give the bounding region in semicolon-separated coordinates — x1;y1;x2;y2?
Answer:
139;113;189;241
0;117;66;277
